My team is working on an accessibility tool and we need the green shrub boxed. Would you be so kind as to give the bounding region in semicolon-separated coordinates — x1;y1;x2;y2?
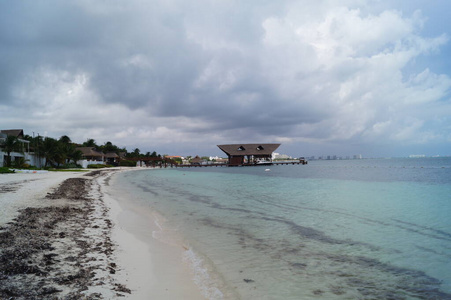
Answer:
62;163;82;169
87;164;108;169
24;166;40;170
12;157;29;169
119;160;136;167
0;167;14;174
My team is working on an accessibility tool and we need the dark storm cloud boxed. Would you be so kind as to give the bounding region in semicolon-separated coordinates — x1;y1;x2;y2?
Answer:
0;2;102;103
1;0;450;157
0;0;352;136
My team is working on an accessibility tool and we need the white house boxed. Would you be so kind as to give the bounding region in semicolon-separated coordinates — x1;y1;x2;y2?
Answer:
0;129;45;167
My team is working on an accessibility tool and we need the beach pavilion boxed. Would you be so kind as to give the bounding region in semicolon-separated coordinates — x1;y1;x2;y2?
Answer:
217;144;281;166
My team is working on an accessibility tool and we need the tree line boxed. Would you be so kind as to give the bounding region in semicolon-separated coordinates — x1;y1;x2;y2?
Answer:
1;134;162;168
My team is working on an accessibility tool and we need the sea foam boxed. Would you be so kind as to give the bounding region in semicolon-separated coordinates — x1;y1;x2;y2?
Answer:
183;247;225;300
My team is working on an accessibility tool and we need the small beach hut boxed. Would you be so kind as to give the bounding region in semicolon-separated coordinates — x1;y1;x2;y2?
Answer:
75;147;105;162
104;152;119;164
190;156;203;165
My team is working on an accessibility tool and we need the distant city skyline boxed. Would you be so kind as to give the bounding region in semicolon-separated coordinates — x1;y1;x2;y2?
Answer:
1;1;450;158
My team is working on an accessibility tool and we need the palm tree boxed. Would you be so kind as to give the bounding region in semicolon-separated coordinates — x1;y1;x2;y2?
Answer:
41;137;61;167
33;135;44;168
59;135;72;144
101;141;121;154
14;157;28;168
59;143;73;165
102;141;113;151
2;135;21;167
68;148;83;165
83;138;97;147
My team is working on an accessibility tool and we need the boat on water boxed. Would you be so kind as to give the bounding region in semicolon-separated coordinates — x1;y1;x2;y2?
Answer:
255;159;273;165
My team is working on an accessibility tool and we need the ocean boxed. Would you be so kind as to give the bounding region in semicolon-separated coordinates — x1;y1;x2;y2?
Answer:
114;158;451;299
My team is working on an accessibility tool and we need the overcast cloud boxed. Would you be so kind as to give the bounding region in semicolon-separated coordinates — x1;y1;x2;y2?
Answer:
1;0;450;157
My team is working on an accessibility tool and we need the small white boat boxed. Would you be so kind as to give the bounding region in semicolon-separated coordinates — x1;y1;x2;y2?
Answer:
256;159;273;165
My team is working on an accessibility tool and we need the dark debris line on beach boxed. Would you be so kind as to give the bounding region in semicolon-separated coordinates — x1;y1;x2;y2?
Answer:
0;171;131;299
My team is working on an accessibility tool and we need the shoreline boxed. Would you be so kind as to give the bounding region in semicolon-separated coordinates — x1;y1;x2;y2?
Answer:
0;168;206;299
101;168;206;299
105;168;230;300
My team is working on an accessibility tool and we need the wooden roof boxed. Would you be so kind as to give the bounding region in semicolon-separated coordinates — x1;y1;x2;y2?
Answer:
217;144;280;156
191;155;202;163
104;152;119;158
1;129;24;138
75;147;104;157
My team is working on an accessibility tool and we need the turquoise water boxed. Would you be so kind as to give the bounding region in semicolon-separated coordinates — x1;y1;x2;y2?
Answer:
116;158;451;299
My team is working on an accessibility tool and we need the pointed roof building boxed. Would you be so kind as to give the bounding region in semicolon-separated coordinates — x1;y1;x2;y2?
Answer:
217;143;281;166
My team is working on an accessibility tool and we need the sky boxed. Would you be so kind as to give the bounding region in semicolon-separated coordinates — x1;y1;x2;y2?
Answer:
1;0;450;158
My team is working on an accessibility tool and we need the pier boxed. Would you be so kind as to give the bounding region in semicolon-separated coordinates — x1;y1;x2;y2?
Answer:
126;143;308;168
176;160;308;168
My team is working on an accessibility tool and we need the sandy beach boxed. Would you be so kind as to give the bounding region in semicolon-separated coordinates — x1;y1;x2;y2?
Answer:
0;168;205;299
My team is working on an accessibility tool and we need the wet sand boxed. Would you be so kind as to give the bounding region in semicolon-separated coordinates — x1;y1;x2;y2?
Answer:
101;168;206;299
0;168;205;299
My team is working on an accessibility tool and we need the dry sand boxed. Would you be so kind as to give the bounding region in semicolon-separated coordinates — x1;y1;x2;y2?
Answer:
0;168;206;299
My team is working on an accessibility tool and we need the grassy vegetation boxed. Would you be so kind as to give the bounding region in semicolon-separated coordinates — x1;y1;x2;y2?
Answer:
87;164;113;169
119;160;136;167
47;169;88;172
1;163;115;173
0;167;15;174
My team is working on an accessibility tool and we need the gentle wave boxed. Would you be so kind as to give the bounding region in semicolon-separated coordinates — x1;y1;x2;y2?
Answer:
183;247;225;300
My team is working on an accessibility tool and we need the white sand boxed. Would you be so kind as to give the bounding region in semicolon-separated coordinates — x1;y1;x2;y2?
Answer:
0;171;86;225
0;169;205;299
98;169;206;299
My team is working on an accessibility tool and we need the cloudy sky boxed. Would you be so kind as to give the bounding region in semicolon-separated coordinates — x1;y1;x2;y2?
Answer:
1;0;450;157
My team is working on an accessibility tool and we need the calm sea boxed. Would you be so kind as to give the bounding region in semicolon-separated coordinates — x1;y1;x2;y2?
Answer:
115;158;451;299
